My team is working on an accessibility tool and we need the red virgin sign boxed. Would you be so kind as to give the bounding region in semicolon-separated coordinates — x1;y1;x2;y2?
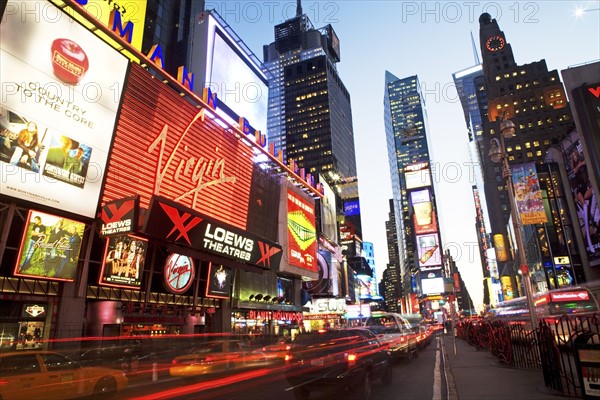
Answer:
102;64;253;229
164;253;195;294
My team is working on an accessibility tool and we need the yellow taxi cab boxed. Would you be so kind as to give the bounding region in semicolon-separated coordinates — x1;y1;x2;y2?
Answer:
0;350;128;399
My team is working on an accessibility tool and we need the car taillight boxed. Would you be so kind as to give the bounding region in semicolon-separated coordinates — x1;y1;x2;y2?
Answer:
172;359;178;365
285;354;293;362
346;353;358;366
204;355;214;363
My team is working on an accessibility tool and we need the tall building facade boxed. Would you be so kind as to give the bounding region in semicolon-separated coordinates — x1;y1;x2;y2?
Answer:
452;64;502;305
478;13;582;293
383;199;402;312
384;72;444;316
262;4;366;303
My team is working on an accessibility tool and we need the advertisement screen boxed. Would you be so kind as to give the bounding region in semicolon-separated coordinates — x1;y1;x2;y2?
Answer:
410;189;438;234
0;1;128;217
319;178;338;242
416;233;442;267
206;263;233;299
99;234;147;289
344;199;360;217
564;140;600;261
405;168;431;190
102;63;255;230
287;189;318;272
14;210;85;282
511;162;547;225
421;277;444;295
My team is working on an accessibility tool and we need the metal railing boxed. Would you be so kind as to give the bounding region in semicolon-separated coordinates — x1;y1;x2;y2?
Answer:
456;314;600;397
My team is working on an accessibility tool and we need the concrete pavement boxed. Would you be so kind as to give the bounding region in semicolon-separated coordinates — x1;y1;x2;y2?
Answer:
439;333;564;400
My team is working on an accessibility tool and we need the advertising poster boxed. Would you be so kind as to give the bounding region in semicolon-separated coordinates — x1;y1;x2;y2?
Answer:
99;234;147;289
14;210;85;282
416;233;442;268
511;162;547;225
164;253;195;295
411;189;438;234
0;1;128;218
206;263;233;299
564;140;600;261
287;189;318;272
405;167;432;190
319;178;338;243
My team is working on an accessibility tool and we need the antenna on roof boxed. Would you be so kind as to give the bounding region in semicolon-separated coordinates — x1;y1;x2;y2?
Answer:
297;0;302;17
470;30;481;65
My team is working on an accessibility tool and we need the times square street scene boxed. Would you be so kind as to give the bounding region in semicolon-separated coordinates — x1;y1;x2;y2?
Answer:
0;1;599;399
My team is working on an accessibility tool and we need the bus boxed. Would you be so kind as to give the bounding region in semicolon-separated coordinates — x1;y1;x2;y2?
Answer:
490;286;599;345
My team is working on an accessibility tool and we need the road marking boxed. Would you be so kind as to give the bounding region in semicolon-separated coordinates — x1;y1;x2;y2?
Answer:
433;339;442;400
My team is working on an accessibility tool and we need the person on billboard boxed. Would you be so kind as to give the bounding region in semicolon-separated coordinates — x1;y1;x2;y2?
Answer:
56;225;82;278
20;215;47;270
127;243;145;280
107;239;127;277
10;121;41;172
65;147;84;175
45;135;73;168
46;219;67;262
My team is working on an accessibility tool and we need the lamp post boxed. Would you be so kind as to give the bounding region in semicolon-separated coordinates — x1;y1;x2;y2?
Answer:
488;117;538;329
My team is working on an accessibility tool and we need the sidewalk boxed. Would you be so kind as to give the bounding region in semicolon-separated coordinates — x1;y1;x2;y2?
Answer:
439;334;564;400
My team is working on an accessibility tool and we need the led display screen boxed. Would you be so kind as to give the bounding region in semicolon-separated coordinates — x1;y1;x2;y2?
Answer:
287;189;317;272
344;199;360;217
99;234;147;289
410;189;438;234
421;277;445;295
416;233;442;268
0;1;128;217
14;210;85;282
101;63;255;230
405;168;432;190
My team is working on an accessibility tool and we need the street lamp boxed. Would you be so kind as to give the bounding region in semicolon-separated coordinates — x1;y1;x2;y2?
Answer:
488;117;538;329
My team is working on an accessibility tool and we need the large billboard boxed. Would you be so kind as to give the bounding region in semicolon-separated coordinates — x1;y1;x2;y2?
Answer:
564;140;600;261
101;63;255;230
405;163;432;190
319;178;338;242
188;11;268;136
14;210;85;282
287;189;318;272
410;188;438;234
511;162;547;225
143;196;282;270
0;1;128;217
416;233;442;268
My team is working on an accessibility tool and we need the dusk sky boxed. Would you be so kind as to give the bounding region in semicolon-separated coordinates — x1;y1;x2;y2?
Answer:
213;0;600;308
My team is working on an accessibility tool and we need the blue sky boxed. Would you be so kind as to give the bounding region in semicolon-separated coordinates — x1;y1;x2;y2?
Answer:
212;1;600;308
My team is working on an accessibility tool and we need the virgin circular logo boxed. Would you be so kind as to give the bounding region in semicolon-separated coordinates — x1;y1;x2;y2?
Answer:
164;253;194;294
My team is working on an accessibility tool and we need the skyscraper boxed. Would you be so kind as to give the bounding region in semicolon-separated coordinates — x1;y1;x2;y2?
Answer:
478;13;580;292
384;199;402;312
384;72;444;316
262;4;356;185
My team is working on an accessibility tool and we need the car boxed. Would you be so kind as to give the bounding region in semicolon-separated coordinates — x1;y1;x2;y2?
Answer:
169;339;267;379
362;312;418;360
284;328;393;400
0;350;128;400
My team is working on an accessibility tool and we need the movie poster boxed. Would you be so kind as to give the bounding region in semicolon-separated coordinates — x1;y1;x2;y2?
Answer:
99;234;147;289
14;210;85;282
206;263;232;299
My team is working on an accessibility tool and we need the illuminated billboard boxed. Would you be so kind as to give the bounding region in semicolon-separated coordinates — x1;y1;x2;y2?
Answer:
0;0;128;217
421;276;445;295
102;63;255;230
410;189;438;234
405;163;431;190
99;234;147;289
188;11;268;136
416;233;442;268
14;210;85;282
286;189;318;272
319;178;338;242
164;253;195;295
344;199;360;217
206;263;233;299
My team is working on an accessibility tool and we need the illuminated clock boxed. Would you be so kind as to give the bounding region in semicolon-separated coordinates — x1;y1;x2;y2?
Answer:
486;35;505;52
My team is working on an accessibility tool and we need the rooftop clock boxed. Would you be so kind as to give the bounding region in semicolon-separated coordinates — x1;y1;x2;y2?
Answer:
485;35;505;52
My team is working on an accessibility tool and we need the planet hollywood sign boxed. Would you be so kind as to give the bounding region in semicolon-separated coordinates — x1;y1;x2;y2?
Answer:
247;310;303;323
69;0;323;198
